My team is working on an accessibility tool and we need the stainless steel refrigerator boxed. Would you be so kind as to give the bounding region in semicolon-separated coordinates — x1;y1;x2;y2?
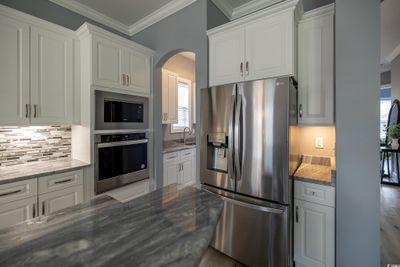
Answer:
200;77;300;267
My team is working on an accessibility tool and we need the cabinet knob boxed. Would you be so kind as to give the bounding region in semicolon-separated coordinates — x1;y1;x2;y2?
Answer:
25;104;29;118
33;104;37;118
245;61;249;75
240;62;244;76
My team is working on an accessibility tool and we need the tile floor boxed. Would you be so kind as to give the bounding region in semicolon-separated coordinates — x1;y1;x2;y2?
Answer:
381;184;400;266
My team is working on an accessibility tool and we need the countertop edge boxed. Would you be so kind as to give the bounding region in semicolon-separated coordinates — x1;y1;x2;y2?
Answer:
0;160;91;185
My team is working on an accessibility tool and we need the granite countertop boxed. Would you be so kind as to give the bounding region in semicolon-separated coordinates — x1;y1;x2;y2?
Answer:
0;184;224;267
294;156;336;187
163;140;196;154
0;158;90;185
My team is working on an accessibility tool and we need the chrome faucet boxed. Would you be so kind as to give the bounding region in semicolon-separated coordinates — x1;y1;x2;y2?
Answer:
183;127;191;145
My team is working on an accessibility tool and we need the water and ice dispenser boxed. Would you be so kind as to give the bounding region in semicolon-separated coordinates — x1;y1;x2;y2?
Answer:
206;132;228;173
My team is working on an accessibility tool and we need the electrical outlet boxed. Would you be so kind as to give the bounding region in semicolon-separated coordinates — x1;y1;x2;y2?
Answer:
315;137;324;149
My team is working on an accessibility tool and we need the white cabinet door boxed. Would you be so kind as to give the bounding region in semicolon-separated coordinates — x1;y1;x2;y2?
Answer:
162;69;178;124
92;36;123;89
209;28;245;86
39;185;83;216
163;152;180;186
0;197;36;229
125;48;150;95
245;11;294;81
294;199;335;267
180;157;195;186
298;12;334;125
30;26;73;124
0;15;30;125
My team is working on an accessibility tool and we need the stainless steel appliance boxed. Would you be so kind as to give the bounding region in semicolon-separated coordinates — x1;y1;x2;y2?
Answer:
95;90;149;130
95;132;149;194
200;77;300;267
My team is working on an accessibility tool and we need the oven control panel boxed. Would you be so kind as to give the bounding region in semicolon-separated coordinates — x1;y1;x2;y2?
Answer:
98;133;147;143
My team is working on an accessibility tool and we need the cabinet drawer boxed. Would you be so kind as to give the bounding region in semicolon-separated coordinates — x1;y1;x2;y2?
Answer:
163;152;179;163
294;181;335;207
180;149;194;159
39;170;83;194
0;179;37;204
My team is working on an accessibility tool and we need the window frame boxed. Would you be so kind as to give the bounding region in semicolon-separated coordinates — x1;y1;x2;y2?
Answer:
171;77;192;133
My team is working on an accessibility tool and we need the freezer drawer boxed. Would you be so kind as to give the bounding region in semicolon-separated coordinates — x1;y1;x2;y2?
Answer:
209;191;290;267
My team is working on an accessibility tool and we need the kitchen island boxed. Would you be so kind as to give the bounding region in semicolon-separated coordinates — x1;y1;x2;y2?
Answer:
0;185;223;267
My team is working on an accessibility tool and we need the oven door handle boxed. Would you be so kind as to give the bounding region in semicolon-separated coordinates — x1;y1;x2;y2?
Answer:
97;139;148;148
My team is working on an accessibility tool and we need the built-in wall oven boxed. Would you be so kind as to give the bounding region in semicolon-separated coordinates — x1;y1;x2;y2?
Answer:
95;132;149;194
95;90;149;130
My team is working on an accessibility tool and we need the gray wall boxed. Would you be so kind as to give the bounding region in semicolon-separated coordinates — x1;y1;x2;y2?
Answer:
131;0;207;188
335;0;380;266
0;0;130;38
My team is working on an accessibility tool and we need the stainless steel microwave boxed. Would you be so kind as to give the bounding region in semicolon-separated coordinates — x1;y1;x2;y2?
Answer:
95;90;149;130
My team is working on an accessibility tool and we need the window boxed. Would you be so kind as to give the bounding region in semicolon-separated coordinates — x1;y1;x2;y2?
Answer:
380;85;392;140
171;78;191;133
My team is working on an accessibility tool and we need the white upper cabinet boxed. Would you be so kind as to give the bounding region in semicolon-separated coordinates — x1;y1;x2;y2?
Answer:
162;69;178;124
0;16;30;125
0;6;76;126
245;12;294;81
298;4;334;125
78;23;154;96
208;0;301;87
125;48;150;95
209;28;245;86
92;36;123;89
30;27;73;124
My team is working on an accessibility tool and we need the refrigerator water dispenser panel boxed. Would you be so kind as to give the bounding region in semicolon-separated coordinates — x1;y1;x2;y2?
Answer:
207;133;228;173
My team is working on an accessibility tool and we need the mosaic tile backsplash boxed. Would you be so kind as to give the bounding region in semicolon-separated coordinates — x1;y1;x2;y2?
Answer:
0;126;71;167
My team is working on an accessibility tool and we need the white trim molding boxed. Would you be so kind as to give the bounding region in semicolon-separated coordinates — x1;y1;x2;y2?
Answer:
48;0;130;35
48;0;197;36
211;0;289;20
128;0;197;35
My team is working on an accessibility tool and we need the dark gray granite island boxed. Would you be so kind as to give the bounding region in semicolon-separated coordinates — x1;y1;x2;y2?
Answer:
0;185;223;267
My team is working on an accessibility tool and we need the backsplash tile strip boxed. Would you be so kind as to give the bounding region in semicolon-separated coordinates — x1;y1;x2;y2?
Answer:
0;126;71;167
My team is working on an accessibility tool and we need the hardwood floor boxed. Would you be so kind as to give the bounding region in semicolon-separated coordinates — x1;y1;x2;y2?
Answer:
199;247;246;267
381;184;400;266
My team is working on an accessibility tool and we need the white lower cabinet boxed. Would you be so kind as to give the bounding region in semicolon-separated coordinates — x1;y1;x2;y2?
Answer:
39;185;83;216
0;169;84;229
0;197;36;229
294;181;335;267
163;149;196;187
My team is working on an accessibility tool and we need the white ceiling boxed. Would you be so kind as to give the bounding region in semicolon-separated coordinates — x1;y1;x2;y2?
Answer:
75;0;174;26
381;0;400;65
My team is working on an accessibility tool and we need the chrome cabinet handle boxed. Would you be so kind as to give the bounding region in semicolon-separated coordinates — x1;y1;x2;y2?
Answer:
33;203;36;218
33;104;37;118
54;178;73;185
128;75;131;85
42;201;45;216
122;74;126;86
234;95;242;181
0;189;22;197
240;62;243;76
228;95;235;180
296;206;299;223
299;104;303;118
25;104;29;118
245;61;249;75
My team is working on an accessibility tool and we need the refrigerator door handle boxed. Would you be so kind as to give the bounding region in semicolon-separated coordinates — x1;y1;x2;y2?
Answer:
234;94;242;181
228;95;235;180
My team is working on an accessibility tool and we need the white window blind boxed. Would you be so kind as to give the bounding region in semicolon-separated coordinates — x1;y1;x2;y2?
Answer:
172;80;191;132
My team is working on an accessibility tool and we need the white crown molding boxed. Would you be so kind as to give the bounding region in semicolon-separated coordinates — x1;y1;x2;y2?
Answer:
48;0;130;35
300;3;334;22
49;0;197;36
231;0;283;20
210;0;233;20
128;0;197;35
